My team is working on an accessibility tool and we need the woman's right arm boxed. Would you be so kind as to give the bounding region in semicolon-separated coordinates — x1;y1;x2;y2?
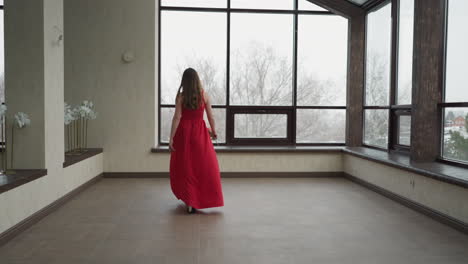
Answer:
204;92;217;139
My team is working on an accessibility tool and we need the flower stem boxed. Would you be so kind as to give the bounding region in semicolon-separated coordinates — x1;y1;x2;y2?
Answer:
11;125;14;169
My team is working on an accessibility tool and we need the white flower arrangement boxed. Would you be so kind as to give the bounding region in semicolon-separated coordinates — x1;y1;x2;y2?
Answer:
74;100;97;120
14;112;31;129
65;100;97;154
0;105;7;117
64;102;76;125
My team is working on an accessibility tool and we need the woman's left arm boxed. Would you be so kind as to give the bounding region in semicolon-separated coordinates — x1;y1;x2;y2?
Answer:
169;96;183;151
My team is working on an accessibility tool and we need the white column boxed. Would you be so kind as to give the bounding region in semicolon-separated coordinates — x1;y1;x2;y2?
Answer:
5;0;64;170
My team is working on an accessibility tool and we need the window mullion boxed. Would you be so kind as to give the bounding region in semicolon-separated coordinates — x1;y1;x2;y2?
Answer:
389;0;399;150
292;0;299;144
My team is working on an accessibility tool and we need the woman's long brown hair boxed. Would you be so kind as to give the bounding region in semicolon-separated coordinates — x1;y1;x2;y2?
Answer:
176;68;203;109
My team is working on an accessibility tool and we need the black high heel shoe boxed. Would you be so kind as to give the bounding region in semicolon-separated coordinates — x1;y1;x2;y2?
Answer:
187;206;195;214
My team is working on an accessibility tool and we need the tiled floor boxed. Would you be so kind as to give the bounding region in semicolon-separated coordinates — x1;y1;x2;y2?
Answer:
1;178;467;264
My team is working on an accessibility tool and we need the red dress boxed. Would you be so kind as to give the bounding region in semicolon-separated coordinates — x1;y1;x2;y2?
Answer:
169;100;224;209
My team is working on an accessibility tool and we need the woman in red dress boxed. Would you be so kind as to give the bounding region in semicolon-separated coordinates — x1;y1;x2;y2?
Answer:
169;68;224;213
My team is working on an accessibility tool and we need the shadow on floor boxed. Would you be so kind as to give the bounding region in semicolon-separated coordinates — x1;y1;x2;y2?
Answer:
169;203;225;216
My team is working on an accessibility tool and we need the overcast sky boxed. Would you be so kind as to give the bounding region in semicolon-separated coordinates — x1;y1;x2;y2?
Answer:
446;0;468;102
160;7;348;104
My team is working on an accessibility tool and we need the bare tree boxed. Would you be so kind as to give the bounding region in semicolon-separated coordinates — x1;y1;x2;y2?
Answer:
162;42;347;143
363;53;390;147
177;57;226;105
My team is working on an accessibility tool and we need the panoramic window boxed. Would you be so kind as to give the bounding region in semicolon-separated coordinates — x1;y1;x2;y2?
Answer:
442;0;468;164
363;0;414;150
297;15;348;143
363;2;392;148
397;0;414;105
158;1;348;146
392;0;414;149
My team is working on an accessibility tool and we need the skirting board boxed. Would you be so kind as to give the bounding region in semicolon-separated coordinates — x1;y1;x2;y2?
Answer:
344;173;468;235
0;173;103;247
103;172;344;178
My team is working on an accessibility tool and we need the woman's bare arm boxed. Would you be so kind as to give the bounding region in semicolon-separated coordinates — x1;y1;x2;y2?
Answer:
204;91;217;139
169;96;183;151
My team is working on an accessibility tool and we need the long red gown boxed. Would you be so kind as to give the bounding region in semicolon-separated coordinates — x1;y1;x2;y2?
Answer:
169;100;224;209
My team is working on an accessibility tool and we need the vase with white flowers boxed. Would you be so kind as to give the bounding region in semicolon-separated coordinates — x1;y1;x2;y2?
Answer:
64;102;77;153
65;100;97;155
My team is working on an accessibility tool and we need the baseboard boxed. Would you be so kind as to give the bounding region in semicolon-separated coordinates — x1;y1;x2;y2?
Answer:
343;173;468;235
0;173;103;247
221;172;343;178
103;172;169;178
103;172;344;178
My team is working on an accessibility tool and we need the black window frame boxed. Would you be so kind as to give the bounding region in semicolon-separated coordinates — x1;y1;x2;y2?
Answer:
157;0;348;146
439;0;468;168
363;0;413;152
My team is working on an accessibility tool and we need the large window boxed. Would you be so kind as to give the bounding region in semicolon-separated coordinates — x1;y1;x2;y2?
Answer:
158;0;349;146
364;0;414;150
441;0;468;165
364;3;392;148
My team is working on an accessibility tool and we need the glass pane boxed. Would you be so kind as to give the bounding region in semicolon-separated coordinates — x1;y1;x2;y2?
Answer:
161;108;226;143
296;109;345;143
365;3;392;106
161;11;226;105
397;0;414;105
0;10;4;103
161;108;175;143
204;108;226;143
443;107;468;163
161;0;226;8
231;0;293;10
298;0;328;11
234;114;287;138
398;115;411;146
230;13;293;106
364;110;389;148
445;0;468;102
297;15;348;106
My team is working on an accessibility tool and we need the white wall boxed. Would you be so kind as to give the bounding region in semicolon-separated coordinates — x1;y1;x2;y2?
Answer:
64;0;157;172
344;154;468;224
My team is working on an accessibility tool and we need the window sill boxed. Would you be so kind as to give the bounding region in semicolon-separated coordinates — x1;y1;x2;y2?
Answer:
152;145;468;188
151;145;344;153
343;147;468;189
63;148;103;168
0;169;48;195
